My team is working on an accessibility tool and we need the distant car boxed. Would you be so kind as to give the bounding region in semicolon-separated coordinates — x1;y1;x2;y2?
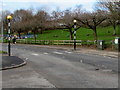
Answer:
19;35;35;39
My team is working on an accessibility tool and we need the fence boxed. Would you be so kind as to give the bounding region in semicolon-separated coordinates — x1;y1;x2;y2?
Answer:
20;39;120;50
16;39;97;45
3;39;119;50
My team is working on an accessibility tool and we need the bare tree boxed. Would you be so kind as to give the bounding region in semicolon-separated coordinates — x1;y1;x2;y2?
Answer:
58;9;81;40
11;9;33;38
51;8;63;20
50;8;82;40
97;1;120;35
76;10;107;41
28;10;50;41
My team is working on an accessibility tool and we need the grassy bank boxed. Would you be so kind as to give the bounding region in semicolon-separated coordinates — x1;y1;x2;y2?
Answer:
26;26;119;41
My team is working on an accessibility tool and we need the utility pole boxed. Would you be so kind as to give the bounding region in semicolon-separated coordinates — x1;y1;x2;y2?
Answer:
73;19;77;50
7;15;12;56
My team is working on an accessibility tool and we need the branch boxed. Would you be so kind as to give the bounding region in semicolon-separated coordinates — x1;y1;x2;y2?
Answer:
93;17;96;26
76;18;93;29
75;26;81;31
96;18;107;26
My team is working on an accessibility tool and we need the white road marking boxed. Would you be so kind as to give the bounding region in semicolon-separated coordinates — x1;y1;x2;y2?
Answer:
102;69;113;72
80;60;83;63
31;53;39;56
44;53;48;55
26;58;29;60
53;51;63;55
65;51;72;54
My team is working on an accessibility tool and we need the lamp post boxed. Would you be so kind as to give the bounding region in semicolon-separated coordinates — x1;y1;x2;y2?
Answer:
73;19;77;50
7;15;12;56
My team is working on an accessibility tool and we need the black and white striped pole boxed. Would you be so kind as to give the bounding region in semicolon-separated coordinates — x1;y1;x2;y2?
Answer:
73;19;77;50
7;15;12;56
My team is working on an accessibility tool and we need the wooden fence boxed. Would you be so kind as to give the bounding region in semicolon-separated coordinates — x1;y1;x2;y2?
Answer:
16;39;97;45
3;39;119;50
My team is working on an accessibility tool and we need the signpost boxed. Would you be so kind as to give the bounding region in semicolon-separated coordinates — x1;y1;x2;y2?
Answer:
73;19;77;50
7;15;12;56
114;37;120;52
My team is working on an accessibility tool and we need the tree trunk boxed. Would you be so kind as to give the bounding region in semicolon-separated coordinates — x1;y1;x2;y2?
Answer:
70;32;73;40
18;31;21;39
69;29;73;40
33;31;36;43
39;29;42;34
93;27;98;44
113;22;116;36
26;31;28;35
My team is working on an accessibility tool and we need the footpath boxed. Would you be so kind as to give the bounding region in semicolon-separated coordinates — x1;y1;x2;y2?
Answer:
0;55;26;70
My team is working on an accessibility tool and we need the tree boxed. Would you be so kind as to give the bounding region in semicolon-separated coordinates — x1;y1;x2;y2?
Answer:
11;9;33;38
59;9;81;40
76;10;107;42
97;1;120;35
24;10;51;41
29;18;39;42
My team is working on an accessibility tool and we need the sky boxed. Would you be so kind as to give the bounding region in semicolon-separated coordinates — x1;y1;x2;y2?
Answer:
1;0;97;14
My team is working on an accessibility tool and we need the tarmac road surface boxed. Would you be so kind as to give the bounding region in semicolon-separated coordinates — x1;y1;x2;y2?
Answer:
2;44;119;88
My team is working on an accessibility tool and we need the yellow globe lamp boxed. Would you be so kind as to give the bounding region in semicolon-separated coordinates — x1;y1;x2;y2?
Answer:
73;19;77;23
7;15;12;20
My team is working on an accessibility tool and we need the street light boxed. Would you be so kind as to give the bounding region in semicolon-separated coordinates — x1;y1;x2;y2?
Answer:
7;15;12;56
73;19;77;50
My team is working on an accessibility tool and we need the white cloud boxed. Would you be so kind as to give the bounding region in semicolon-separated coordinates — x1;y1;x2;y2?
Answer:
4;0;96;2
3;0;96;13
0;3;6;6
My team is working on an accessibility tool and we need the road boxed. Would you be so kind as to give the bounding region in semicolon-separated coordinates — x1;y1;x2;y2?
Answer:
2;44;118;88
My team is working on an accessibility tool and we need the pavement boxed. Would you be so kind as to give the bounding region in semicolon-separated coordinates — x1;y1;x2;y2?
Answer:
75;48;119;58
0;55;26;70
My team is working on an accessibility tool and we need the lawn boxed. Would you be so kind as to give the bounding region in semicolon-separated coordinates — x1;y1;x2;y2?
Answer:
25;26;120;41
0;51;7;54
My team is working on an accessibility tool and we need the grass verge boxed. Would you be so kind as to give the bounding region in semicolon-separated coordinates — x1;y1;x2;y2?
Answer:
0;51;7;54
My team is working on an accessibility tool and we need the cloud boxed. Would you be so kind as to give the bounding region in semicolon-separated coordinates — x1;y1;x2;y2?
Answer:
0;2;6;6
4;0;96;3
3;0;96;13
